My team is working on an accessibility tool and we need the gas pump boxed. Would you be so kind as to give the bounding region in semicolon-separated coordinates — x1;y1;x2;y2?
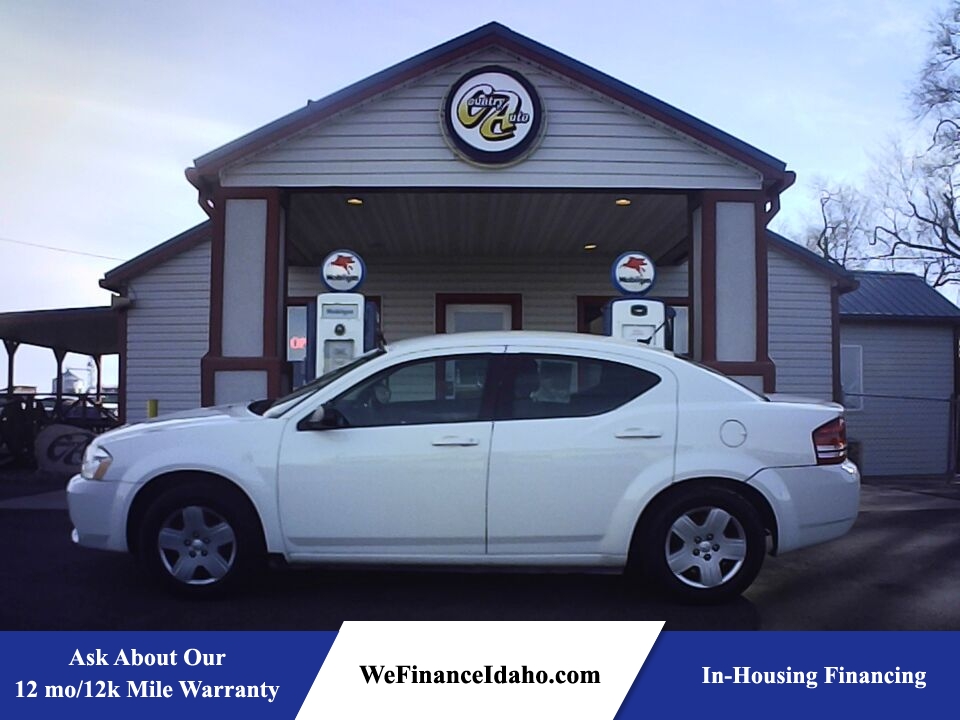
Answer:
314;292;366;374
604;298;674;348
303;250;381;382
604;250;674;350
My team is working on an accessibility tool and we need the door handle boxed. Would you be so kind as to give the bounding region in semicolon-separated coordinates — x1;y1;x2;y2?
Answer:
432;436;480;446
615;428;663;439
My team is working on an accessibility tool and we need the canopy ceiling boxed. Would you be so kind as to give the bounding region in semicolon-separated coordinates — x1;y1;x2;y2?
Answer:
286;191;689;265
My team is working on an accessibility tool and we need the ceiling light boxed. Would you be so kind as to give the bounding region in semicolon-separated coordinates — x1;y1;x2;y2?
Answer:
583;244;598;251
615;198;631;206
346;197;363;206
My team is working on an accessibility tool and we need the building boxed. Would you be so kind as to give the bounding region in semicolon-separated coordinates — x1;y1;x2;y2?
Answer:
839;272;960;476
9;22;958;477
109;22;799;413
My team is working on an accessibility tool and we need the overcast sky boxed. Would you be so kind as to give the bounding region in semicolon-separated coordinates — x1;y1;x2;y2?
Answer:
0;0;947;389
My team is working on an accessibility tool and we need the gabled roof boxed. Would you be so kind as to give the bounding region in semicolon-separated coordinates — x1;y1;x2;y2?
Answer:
765;231;857;290
100;222;211;292
839;271;960;322
187;22;792;192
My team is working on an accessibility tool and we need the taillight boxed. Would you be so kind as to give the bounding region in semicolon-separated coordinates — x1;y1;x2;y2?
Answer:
813;417;847;465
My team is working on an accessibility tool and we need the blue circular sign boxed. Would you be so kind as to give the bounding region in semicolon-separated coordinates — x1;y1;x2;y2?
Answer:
320;249;366;292
611;251;656;296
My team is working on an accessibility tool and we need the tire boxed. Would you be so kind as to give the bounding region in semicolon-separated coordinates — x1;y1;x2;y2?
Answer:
635;485;765;604
138;480;265;597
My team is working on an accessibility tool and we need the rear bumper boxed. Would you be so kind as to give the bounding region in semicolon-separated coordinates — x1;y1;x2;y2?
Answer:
748;460;860;554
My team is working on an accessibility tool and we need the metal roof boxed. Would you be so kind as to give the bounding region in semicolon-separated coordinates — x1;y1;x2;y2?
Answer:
0;306;120;356
839;271;960;322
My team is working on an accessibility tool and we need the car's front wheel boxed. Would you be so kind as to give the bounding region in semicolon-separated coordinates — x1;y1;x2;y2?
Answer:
636;486;766;603
138;480;265;596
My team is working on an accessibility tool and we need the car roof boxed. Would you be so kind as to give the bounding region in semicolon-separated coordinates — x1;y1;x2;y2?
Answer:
383;331;675;356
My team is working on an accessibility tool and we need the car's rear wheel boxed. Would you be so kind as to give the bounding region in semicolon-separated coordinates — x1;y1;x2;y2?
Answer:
138;480;265;596
636;486;765;603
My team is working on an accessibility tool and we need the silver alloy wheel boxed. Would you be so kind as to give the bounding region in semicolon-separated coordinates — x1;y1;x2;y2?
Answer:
664;506;747;589
156;505;237;585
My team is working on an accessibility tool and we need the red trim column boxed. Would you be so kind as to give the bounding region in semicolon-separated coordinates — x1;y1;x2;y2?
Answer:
202;188;284;405
696;190;776;393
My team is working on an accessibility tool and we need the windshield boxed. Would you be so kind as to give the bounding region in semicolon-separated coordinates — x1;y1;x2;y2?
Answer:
261;348;386;418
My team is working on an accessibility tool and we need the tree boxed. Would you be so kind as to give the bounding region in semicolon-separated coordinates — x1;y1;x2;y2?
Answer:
870;0;960;288
872;145;960;287
803;182;873;269
800;2;960;288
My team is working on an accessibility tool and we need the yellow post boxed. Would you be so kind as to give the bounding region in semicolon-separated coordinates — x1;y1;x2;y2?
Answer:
147;399;159;418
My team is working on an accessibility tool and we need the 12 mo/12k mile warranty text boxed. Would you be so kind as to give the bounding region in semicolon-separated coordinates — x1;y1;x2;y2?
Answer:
7;648;282;703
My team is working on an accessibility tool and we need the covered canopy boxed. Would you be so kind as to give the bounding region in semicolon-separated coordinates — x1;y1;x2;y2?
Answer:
0;306;120;356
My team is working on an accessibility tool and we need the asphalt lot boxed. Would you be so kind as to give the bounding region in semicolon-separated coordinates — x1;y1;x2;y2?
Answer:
1;470;959;630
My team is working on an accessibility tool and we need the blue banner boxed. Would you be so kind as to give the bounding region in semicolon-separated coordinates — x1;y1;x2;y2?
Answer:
0;630;953;718
619;631;950;718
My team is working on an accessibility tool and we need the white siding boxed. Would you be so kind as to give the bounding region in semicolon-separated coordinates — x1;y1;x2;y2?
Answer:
767;245;834;400
125;241;210;423
715;202;756;361
841;322;954;476
289;259;688;339
222;199;266;356
222;49;761;191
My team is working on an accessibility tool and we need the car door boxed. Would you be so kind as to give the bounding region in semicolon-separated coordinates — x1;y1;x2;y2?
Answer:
277;350;500;559
486;349;677;557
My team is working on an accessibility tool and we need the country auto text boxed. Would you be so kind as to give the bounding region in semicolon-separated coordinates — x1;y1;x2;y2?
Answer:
359;664;600;685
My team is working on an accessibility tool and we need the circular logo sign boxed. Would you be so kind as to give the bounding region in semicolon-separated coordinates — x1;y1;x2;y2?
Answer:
442;65;544;165
611;251;656;296
320;249;366;292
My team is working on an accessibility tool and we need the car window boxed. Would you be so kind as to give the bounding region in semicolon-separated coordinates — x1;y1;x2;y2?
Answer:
263;348;385;418
499;354;661;420
331;354;492;427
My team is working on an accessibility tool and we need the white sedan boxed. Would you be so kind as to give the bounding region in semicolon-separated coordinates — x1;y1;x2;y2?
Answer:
67;332;859;603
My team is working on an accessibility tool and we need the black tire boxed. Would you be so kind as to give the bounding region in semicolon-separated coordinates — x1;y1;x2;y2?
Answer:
634;485;765;604
138;480;265;597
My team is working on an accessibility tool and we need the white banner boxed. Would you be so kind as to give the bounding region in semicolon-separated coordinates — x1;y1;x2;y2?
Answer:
297;621;663;719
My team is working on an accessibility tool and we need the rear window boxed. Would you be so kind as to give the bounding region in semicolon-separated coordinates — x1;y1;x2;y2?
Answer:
501;354;661;420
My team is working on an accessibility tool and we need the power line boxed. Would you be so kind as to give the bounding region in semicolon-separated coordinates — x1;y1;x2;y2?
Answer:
0;236;125;261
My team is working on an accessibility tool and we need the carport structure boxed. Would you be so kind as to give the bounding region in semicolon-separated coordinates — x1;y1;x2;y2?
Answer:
180;22;795;406
0;305;122;462
0;306;121;399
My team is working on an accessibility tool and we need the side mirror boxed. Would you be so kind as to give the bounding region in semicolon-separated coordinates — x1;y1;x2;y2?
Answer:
297;403;346;431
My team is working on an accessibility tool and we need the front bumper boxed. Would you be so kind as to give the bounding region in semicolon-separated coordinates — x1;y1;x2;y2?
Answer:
66;474;132;552
748;460;860;554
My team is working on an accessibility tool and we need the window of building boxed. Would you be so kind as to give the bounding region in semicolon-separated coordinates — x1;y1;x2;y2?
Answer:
839;344;863;411
436;294;522;333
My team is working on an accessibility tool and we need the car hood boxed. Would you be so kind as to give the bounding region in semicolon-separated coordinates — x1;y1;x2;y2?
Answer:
98;403;259;443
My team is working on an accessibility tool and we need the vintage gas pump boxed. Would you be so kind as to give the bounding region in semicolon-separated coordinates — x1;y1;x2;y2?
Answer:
603;251;674;349
304;250;381;381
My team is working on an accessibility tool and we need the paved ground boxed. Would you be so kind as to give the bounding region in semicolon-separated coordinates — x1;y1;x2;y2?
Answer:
1;468;958;630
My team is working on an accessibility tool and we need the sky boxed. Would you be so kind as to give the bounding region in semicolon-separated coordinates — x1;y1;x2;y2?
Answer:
0;0;948;389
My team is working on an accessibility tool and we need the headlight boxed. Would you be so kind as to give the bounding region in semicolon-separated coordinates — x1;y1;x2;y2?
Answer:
80;444;113;480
